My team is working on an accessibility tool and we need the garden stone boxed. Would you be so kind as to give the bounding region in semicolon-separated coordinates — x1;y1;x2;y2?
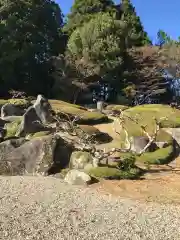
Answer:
16;106;50;137
129;136;157;154
69;151;95;170
64;169;92;185
1;103;24;118
33;94;53;124
0;135;72;176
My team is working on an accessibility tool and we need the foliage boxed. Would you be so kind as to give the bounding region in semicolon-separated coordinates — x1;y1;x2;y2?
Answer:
120;0;151;47
67;12;126;79
63;0;115;34
0;0;63;96
118;155;136;171
125;46;171;104
157;30;172;47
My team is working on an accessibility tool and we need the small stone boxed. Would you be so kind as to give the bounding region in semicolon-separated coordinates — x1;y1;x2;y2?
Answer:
64;169;92;185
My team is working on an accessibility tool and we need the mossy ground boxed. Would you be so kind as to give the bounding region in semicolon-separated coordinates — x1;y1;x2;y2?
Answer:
87;166;142;180
26;131;51;140
105;104;129;111
0;99;30;108
51;100;108;124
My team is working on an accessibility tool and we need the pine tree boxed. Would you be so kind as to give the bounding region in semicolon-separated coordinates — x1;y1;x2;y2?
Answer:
121;0;151;47
64;0;115;34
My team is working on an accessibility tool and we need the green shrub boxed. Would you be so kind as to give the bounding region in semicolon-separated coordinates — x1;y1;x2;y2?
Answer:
118;155;136;171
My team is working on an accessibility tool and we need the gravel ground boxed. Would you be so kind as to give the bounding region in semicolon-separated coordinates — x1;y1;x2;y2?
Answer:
0;176;180;240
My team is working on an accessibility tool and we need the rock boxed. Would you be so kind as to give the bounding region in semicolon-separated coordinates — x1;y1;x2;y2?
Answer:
69;151;95;170
77;125;112;143
0;140;16;161
129;136;157;154
16;95;53;137
64;169;92;185
0;118;7;127
0;135;73;176
155;141;169;148
1;103;24;118
17;106;50;137
0;128;6;141
2;116;23;123
33;94;53;124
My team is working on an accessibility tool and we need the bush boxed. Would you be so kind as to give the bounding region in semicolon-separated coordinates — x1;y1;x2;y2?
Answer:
118;155;136;170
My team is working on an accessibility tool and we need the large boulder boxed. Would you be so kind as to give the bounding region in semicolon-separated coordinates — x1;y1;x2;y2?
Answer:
64;169;92;185
16;106;51;137
16;95;53;137
0;137;26;162
1;103;24;118
0;135;73;176
128;136;157;154
69;151;96;170
33;94;53;124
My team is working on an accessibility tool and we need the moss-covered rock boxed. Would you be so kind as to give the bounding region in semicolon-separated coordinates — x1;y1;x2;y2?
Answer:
55;105;108;124
124;104;180;130
87;166;141;180
7;99;30;108
4;119;22;138
26;131;51;140
136;145;174;164
49;99;86;111
69;151;95;170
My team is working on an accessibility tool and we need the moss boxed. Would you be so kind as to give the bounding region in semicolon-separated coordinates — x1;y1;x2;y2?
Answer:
105;104;129;111
136;145;174;164
7;98;30;108
69;151;93;169
0;99;8;106
124;104;180;129
115;104;180;147
26;131;51;139
49;99;86;111
5;119;22;138
56;105;108;124
77;125;100;135
87;166;141;180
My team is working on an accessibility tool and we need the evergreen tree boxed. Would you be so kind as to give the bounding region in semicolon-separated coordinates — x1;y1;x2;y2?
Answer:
64;0;115;34
120;0;151;47
0;0;63;96
67;12;126;82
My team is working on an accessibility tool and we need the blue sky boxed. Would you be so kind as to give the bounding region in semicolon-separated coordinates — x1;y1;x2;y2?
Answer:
57;0;180;42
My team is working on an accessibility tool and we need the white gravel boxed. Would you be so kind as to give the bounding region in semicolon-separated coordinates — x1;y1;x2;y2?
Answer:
0;176;180;240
